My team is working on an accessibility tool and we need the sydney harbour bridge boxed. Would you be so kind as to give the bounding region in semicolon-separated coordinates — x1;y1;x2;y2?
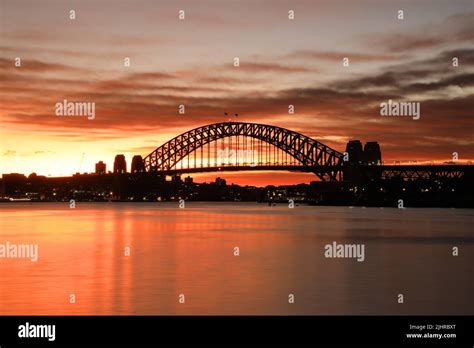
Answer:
133;122;472;182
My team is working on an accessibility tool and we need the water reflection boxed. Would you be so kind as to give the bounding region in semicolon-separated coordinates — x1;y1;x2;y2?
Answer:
0;203;473;315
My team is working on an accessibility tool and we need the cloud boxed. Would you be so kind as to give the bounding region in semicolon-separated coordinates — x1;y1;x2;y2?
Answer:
330;49;474;94
34;150;55;155
196;75;265;85
0;57;84;73
286;50;407;62
2;150;16;156
1;46;473;161
403;73;474;94
363;12;474;53
224;62;318;73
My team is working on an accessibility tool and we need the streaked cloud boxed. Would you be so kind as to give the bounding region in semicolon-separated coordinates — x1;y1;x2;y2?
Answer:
1;0;473;181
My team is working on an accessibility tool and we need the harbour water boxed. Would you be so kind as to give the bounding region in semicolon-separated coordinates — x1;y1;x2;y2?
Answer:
0;203;472;315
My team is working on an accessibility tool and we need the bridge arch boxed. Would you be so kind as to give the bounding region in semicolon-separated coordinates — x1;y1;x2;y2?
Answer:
143;122;344;181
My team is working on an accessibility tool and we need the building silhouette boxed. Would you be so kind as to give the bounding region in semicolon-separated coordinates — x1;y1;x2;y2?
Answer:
346;140;382;165
131;155;145;173
113;155;127;173
345;140;364;165
364;142;382;165
215;177;226;186
95;161;106;174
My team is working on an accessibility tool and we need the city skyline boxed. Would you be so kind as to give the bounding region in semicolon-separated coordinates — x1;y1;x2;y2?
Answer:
1;0;473;185
0;3;473;339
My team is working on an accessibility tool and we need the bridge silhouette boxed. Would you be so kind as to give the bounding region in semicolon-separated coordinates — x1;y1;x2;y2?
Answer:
143;122;344;181
142;121;472;182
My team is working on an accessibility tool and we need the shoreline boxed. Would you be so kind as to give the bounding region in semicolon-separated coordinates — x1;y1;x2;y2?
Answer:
0;200;471;208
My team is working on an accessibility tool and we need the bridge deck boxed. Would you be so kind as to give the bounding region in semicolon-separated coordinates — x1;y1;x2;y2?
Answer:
154;164;473;180
157;165;317;176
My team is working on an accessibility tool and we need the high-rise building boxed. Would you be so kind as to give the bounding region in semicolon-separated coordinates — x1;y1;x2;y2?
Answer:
364;142;382;165
113;154;127;173
95;161;106;174
131;155;145;173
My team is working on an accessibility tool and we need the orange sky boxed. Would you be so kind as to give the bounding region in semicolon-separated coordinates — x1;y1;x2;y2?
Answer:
1;0;473;185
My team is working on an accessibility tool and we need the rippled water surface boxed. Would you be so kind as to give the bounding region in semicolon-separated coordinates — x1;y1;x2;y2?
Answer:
0;203;472;315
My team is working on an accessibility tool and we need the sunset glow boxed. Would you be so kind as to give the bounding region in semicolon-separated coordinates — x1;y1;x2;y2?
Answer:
1;0;473;185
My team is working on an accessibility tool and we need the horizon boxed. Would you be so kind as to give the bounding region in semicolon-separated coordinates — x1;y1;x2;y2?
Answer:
1;0;473;186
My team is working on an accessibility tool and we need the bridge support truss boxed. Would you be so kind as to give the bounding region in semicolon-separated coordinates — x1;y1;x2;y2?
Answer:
143;122;344;181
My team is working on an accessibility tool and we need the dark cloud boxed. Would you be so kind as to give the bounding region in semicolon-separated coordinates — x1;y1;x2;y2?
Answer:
363;12;474;53
404;73;474;94
0;57;84;72
331;49;474;94
1;46;473;160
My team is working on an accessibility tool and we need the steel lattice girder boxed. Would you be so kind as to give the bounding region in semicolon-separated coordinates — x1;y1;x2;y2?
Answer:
143;122;344;181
